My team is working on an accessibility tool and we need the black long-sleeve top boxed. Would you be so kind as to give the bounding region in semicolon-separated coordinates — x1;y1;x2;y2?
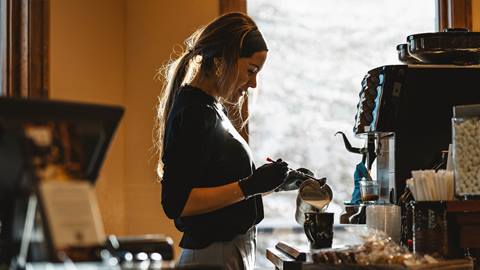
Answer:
161;85;263;249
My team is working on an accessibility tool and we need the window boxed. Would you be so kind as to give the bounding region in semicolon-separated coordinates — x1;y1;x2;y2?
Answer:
248;0;435;267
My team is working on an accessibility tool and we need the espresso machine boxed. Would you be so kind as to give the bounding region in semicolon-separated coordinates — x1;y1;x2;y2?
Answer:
354;29;480;203
353;65;480;203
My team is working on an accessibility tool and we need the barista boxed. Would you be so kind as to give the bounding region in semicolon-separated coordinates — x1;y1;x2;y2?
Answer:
156;13;289;269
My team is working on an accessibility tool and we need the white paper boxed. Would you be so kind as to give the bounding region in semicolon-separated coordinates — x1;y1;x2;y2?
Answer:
39;181;106;249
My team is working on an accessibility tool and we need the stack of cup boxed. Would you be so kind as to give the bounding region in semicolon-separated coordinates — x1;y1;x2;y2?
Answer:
406;170;454;201
366;205;401;243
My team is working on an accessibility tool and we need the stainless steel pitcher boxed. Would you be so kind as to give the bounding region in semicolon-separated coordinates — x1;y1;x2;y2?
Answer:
295;179;333;225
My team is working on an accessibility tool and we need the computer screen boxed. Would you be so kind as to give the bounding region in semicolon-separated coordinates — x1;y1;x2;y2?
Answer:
0;98;123;265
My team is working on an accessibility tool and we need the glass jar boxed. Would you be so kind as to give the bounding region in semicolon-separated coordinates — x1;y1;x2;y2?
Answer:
410;201;448;256
366;204;401;243
452;110;480;198
359;180;379;202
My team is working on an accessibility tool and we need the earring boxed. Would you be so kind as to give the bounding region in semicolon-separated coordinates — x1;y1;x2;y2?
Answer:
214;58;222;77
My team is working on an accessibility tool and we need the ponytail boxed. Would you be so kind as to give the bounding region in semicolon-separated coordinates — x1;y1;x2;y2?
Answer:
155;49;195;180
164;50;193;121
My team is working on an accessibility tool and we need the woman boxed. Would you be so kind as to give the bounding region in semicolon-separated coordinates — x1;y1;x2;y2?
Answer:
156;12;288;269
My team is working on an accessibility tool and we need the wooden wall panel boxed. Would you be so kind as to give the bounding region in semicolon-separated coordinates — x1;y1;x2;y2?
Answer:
473;0;480;31
50;0;126;235
124;0;219;258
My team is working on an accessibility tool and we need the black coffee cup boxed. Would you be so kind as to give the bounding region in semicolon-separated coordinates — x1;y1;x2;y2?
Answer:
304;212;334;249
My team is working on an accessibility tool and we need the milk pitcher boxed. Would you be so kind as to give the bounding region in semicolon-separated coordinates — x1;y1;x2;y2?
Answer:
295;179;333;225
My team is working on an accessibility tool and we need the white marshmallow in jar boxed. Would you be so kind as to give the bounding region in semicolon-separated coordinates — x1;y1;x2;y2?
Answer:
453;116;480;197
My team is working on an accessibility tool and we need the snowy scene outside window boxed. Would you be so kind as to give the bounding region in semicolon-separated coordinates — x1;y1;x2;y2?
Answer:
248;0;435;267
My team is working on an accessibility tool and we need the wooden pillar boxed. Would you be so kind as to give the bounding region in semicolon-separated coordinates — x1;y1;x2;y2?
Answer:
437;0;449;31
219;0;247;14
449;0;473;29
3;0;49;98
437;0;473;31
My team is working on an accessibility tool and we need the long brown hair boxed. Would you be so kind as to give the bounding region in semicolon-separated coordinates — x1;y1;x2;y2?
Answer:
155;12;260;179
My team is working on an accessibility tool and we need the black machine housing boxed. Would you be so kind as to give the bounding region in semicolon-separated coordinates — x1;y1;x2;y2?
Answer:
354;65;480;202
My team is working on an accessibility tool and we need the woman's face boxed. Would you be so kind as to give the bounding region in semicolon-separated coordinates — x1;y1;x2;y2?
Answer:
233;51;268;101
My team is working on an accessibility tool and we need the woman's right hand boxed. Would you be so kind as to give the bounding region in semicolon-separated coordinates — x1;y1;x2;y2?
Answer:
238;159;289;199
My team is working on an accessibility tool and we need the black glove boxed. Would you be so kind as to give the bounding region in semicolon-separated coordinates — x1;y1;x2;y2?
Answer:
275;168;315;192
239;159;289;199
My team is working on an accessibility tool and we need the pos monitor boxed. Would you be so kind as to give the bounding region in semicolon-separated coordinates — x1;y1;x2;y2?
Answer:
0;98;123;266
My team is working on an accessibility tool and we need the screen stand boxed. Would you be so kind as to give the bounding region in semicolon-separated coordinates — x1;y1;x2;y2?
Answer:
12;194;37;270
